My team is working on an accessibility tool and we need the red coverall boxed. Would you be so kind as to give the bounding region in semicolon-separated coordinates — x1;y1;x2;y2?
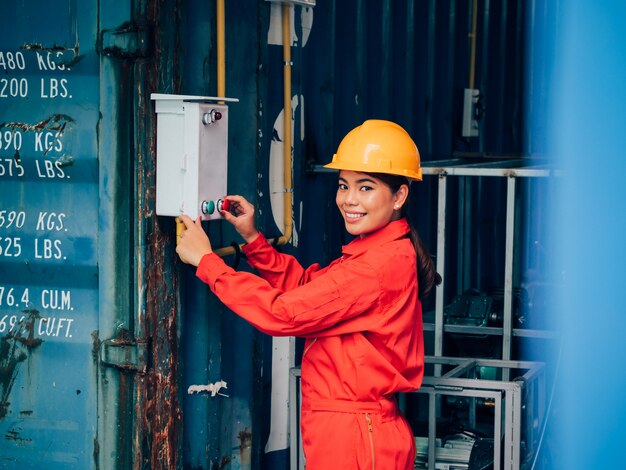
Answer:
196;218;424;469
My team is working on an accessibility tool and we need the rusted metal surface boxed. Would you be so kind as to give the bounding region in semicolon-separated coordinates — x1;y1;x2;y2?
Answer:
127;0;184;468
0;115;74;160
0;310;43;421
92;330;100;469
20;42;83;68
238;428;252;465
0;113;74;132
138;119;183;465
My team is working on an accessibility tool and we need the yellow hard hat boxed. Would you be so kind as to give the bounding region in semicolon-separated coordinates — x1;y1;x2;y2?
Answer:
324;120;422;181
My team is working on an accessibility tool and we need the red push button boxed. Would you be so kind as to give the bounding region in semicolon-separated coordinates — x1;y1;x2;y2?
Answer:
217;198;230;212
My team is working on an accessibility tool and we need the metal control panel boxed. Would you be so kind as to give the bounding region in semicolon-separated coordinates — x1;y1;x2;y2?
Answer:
151;94;238;220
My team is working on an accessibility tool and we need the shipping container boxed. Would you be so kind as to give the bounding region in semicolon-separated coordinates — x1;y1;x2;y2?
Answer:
3;0;609;469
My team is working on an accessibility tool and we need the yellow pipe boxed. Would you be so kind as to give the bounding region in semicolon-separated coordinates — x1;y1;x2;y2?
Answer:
217;0;226;98
176;217;185;244
468;0;478;89
215;3;293;256
277;2;294;246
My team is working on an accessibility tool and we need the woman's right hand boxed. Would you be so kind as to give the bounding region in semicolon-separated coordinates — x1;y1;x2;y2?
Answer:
221;195;260;244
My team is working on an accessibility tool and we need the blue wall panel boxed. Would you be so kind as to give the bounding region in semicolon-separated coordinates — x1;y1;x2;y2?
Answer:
549;1;626;467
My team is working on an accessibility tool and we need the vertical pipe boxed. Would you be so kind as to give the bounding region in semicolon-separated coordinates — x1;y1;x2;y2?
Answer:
355;0;366;122
381;0;392;116
502;176;516;363
503;384;515;468
494;395;502;470
526;376;536;455
434;175;447;365
216;0;225;97
456;178;464;293
289;371;298;469
511;383;522;468
475;178;483;290
469;0;478;88
459;178;474;292
478;0;491;152
425;0;436;155
495;0;508;151
447;0;457;131
428;391;437;470
404;0;415;130
280;3;293;244
525;0;536;153
298;384;304;470
512;0;524;151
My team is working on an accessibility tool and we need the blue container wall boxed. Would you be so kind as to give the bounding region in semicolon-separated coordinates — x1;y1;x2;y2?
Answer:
0;2;100;467
1;0;185;468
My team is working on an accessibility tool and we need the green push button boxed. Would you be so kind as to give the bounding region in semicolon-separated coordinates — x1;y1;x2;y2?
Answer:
201;200;215;215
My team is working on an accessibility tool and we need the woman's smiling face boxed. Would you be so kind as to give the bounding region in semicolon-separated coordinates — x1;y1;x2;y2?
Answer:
336;170;408;237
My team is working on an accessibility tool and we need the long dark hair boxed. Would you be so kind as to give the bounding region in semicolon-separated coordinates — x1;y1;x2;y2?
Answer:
371;172;442;299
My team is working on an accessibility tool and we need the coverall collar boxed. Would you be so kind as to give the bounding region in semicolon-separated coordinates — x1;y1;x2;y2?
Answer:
342;218;411;257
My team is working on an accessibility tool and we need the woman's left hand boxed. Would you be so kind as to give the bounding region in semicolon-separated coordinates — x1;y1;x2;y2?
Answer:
175;215;213;267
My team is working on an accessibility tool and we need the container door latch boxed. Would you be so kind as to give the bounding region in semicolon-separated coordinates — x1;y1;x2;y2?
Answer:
101;22;151;59
100;338;149;373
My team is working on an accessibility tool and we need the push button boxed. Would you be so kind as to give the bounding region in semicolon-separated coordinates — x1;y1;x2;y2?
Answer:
217;198;230;212
201;200;216;215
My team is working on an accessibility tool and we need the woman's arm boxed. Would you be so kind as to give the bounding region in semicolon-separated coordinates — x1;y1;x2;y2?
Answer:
241;232;326;290
196;252;380;337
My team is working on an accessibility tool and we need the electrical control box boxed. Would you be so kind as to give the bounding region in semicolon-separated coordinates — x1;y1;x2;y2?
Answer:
151;93;238;220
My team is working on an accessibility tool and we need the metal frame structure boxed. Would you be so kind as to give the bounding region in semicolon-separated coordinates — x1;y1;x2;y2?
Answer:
289;367;304;470
417;356;546;470
420;159;560;362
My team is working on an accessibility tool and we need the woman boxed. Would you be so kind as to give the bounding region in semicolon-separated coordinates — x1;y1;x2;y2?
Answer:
176;120;438;469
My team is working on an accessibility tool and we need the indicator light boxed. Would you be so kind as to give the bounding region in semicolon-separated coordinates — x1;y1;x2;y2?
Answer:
202;109;223;125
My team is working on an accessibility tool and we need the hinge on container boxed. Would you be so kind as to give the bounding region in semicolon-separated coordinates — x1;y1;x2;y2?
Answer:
100;338;149;373
101;21;151;59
